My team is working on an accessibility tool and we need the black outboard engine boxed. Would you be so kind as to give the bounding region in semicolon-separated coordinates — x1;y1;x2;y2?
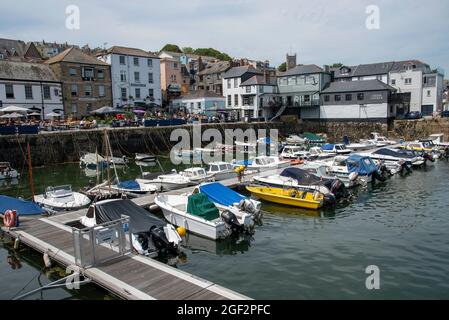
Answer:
149;226;171;252
372;170;387;182
329;179;348;198
221;210;242;231
423;152;435;164
323;193;337;206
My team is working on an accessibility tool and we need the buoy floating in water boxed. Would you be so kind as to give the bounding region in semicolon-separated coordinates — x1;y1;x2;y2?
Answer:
43;252;52;268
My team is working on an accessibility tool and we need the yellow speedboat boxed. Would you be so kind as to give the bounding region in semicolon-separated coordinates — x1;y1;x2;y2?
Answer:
246;186;324;210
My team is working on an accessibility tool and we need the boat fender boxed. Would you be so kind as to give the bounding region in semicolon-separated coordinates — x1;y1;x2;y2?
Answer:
221;210;242;231
43;252;52;268
313;191;321;201
3;210;17;228
14;235;20;250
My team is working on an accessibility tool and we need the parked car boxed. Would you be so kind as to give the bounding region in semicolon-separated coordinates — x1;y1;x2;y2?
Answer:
404;111;422;119
441;110;449;118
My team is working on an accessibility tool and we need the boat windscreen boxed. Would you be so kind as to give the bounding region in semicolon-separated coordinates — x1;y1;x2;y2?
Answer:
94;199;165;233
117;180;140;190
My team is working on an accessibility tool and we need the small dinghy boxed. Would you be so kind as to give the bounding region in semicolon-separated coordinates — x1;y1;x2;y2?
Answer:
80;153;107;169
155;193;252;240
0;162;19;180
246;185;325;210
0;195;46;217
34;185;91;211
196;182;262;220
135;153;156;162
80;199;182;257
110;180;157;194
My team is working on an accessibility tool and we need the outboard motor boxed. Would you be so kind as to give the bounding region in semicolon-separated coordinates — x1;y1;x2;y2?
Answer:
323;193;337;206
423;152;435;164
372;170;387;182
330;179;348;198
149;226;171;251
221;210;242;231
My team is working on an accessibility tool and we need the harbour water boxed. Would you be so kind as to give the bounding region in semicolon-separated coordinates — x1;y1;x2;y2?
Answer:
1;159;449;299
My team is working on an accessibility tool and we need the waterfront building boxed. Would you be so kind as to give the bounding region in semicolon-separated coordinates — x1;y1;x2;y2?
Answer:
97;46;161;109
170;90;225;115
222;65;277;120
45;47;112;118
0;60;63;119
331;60;445;116
320;79;397;122
195;60;231;95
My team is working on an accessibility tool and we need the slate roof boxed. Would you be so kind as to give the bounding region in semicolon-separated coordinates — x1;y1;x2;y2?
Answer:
45;47;109;66
198;61;231;75
278;64;325;77
0;60;59;82
0;38;26;57
222;65;262;79
240;75;276;86
321;79;396;93
104;46;159;58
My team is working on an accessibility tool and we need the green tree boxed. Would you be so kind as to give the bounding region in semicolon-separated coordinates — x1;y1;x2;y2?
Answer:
193;48;232;61
331;63;343;68
277;62;287;72
182;47;194;54
160;44;182;53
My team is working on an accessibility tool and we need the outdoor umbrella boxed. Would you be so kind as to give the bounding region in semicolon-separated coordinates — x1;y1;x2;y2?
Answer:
90;106;121;115
133;109;146;114
0;112;26;119
0;105;30;113
28;112;41;117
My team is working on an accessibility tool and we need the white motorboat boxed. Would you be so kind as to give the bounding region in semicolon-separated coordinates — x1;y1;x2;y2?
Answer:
137;170;191;191
359;148;424;168
0;162;19;180
280;145;312;160
321;144;352;155
135;153;156;162
342;136;374;151
180;167;213;185
309;147;336;160
110;180;157;194
285;134;307;145
370;132;397;145
80;153;106;169
235;141;257;153
302;161;357;188
428;133;449;147
80;199;182;257
232;156;290;171
195;182;262;220
34;185;91;211
109;156;129;166
317;155;381;184
155;192;252;240
206;162;237;181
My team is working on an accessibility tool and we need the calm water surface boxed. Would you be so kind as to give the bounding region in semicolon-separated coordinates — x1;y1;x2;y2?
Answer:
1;159;449;299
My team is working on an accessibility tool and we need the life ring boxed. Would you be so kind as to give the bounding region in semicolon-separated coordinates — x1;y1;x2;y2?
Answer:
3;210;17;228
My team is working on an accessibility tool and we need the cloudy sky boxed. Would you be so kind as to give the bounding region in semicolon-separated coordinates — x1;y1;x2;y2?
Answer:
1;0;448;73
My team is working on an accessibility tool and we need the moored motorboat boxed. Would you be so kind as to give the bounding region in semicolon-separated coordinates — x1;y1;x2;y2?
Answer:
135;153;156;162
0;195;47;217
246;185;325;210
34;185;91;211
361;148;424;168
80;199;182;257
137;170;191;191
321;143;352;155
155;193;251;240
0;162;19;180
180;167;213;185
206;162;237;181
80;152;107;169
280;145;312;160
110;179;157;194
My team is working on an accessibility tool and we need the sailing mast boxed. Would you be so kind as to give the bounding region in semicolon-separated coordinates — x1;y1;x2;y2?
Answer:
104;129;111;192
27;142;36;201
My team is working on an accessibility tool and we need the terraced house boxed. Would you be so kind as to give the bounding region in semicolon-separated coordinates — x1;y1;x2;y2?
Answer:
45;47;112;118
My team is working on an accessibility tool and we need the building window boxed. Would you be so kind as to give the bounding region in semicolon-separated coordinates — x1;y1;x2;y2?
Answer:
334;94;341;102
371;93;383;100
5;84;14;99
324;95;330;102
135;88;141;99
25;85;33;99
121;87;127;99
133;57;139;66
98;85;105;97
405;78;412;85
148;88;154;98
43;85;51;99
391;79;396;85
345;94;352;101
148;73;153;84
227;95;231;107
427;90;431;97
246;86;251;93
260;86;264;93
147;59;153;68
170;74;177;82
234;78;238;88
86;103;92;113
227;79;231;89
71;103;77;114
197;102;201;109
69;68;76;76
234;94;238;106
84;85;92;97
71;84;78;96
54;88;59;96
376;75;382;80
357;93;364;100
304;95;310;102
119;56;126;65
97;69;104;79
173;62;178;69
134;72;140;82
190;102;194;110
120;71;127;82
81;67;94;80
